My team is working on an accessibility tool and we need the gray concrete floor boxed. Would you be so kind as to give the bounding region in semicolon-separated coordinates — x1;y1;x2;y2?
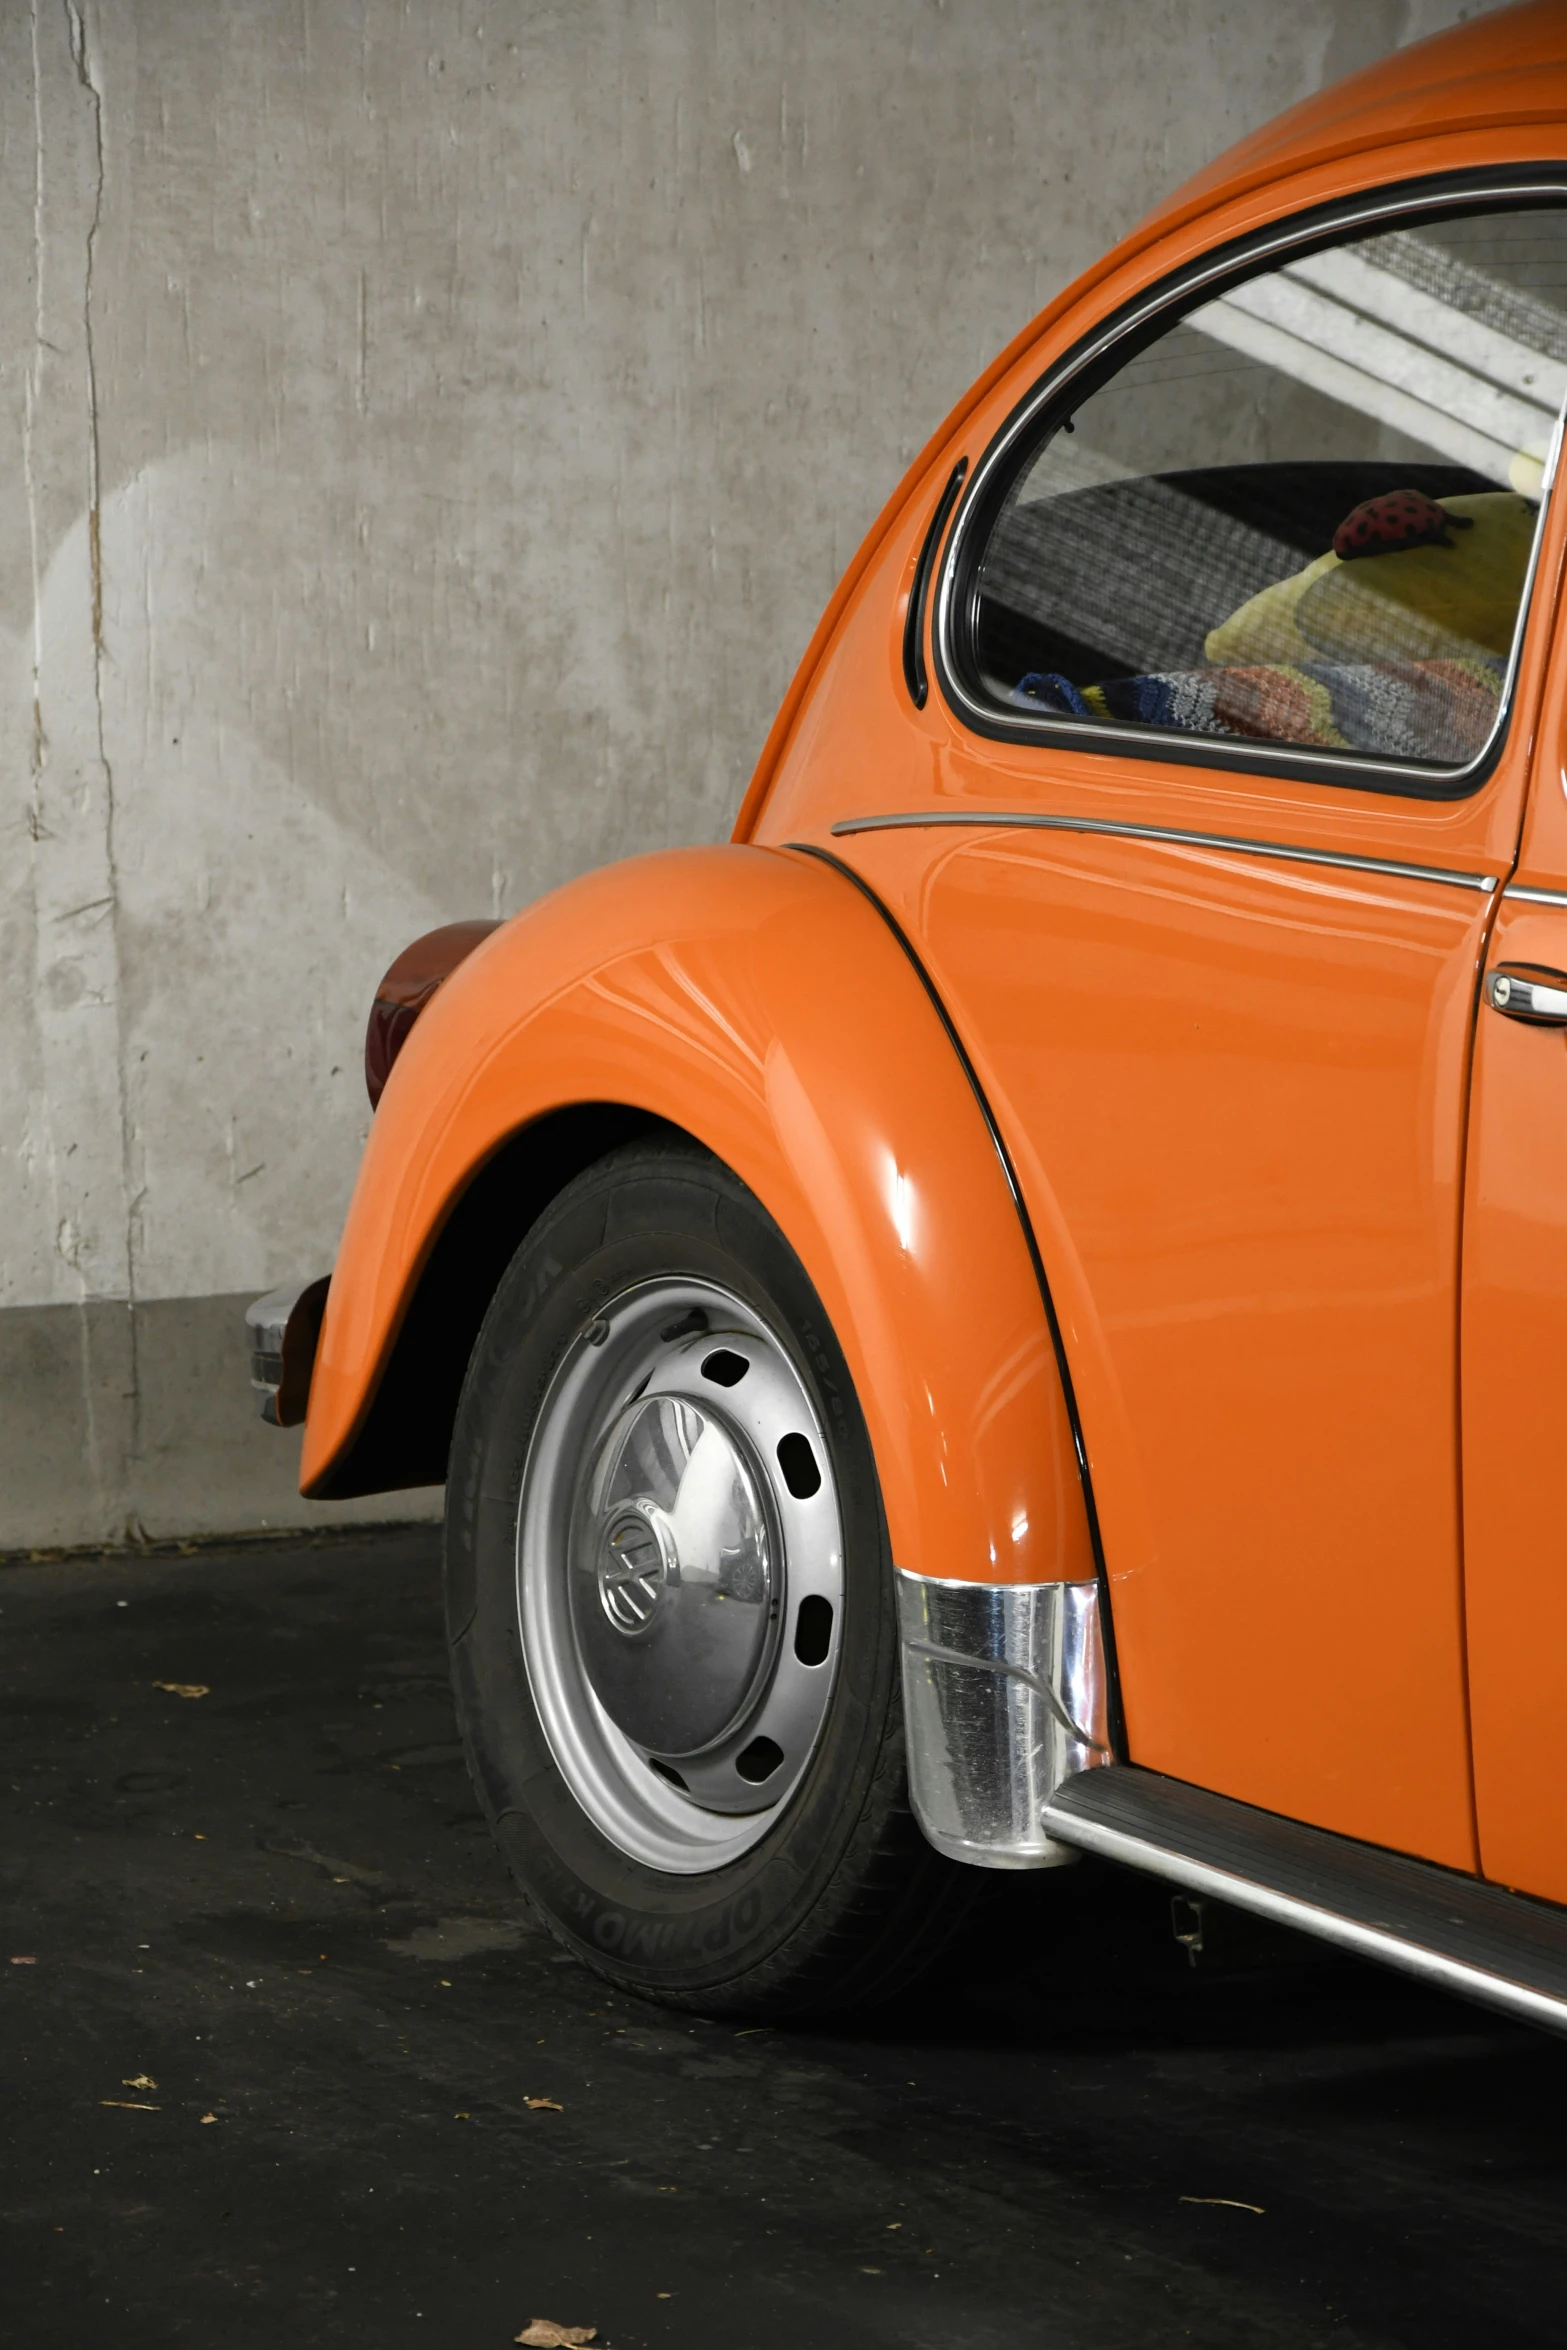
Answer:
3;1527;1562;2349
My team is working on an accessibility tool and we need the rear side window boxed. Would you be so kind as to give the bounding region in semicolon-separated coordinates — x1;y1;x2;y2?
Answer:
951;201;1567;784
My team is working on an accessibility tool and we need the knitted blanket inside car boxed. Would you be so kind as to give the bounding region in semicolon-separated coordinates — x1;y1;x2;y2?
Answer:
1011;652;1505;764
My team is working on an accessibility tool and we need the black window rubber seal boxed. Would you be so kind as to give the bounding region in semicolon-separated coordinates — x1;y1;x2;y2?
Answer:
902;458;968;709
784;836;1129;1761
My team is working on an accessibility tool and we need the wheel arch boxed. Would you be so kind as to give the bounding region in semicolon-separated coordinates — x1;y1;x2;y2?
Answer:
301;844;1095;1597
304;1100;666;1499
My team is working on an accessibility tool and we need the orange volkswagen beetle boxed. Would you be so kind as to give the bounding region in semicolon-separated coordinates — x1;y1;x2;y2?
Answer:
250;3;1567;2027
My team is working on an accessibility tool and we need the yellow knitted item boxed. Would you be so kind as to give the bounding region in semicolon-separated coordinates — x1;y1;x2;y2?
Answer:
1204;492;1533;669
1204;550;1338;667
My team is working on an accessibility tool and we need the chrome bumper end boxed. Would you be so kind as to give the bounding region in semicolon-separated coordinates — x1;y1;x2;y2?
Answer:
896;1570;1110;1870
245;1276;330;1427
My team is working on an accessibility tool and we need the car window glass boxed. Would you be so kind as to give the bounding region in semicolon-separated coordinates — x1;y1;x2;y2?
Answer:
969;205;1567;772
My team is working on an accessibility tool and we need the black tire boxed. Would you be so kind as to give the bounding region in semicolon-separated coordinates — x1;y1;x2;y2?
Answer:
443;1134;977;2017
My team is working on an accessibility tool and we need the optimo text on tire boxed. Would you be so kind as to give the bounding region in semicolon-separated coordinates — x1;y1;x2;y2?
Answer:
444;1135;974;2017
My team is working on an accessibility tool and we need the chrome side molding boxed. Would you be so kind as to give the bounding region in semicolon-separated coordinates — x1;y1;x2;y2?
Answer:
1043;1765;1567;2037
245;1276;330;1427
829;808;1498;894
896;1569;1109;1870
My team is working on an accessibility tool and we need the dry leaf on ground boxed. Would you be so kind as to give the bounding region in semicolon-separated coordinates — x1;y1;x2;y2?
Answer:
200;2113;217;2124
152;1681;210;1699
101;2099;159;2111
122;2075;157;2090
514;2324;598;2347
10;1956;35;1966
524;2096;564;2112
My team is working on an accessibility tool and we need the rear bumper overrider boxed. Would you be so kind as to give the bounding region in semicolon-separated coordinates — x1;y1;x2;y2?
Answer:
245;1276;330;1427
896;1569;1110;1869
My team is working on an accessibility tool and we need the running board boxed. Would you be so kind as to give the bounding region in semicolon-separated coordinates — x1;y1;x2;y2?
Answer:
1042;1765;1567;2036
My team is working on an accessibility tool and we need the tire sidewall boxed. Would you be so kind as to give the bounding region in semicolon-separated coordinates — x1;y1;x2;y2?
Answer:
445;1142;905;2000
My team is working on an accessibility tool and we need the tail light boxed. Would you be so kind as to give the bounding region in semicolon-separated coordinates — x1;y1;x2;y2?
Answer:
365;919;500;1108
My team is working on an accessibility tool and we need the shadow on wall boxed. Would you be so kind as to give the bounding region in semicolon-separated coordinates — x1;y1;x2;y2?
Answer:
5;457;449;1313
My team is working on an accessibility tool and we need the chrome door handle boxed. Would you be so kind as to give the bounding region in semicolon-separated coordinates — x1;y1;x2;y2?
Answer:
1487;966;1567;1024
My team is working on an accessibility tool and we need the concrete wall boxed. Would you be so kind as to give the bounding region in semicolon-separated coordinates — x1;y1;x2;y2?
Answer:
0;0;1501;1549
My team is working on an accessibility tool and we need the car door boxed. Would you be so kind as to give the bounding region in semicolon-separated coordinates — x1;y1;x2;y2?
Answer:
837;186;1567;1868
1462;632;1567;1904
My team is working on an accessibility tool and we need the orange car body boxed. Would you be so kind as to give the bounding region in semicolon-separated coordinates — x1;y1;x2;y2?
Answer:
299;3;1567;1924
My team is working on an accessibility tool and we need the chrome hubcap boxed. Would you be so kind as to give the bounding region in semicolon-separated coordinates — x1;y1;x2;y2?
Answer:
573;1393;776;1753
517;1278;844;1873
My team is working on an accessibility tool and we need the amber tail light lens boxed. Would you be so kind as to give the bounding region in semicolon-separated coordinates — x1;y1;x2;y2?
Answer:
364;919;501;1108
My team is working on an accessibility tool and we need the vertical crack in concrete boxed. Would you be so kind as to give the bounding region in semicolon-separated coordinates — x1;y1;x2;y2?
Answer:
66;0;141;1514
28;1;108;1526
24;0;47;791
66;0;103;660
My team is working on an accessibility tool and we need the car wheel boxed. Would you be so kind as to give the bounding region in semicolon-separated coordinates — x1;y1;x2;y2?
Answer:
444;1134;977;2016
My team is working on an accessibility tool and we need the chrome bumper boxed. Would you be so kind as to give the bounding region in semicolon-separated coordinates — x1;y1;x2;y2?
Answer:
245;1276;330;1427
896;1570;1110;1869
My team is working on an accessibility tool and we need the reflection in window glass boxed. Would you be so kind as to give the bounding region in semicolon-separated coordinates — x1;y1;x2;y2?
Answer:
972;207;1567;769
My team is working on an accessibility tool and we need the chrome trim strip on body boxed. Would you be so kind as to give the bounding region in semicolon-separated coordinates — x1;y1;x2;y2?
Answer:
1505;883;1567;908
930;170;1567;800
831;808;1499;893
1042;1767;1567;2037
896;1569;1109;1871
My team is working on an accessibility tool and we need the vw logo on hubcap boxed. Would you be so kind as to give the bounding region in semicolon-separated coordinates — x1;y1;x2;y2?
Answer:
597;1502;674;1636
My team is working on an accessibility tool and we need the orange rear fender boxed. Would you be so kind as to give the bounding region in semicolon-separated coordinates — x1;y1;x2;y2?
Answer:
301;844;1093;1590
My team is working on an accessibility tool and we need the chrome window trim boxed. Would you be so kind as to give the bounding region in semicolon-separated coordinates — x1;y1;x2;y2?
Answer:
932;169;1567;801
1505;883;1567;907
830;808;1499;893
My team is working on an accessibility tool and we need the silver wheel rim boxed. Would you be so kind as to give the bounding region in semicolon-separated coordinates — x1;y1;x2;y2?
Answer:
516;1276;845;1874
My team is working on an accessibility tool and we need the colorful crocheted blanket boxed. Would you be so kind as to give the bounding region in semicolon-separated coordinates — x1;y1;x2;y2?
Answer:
1011;652;1504;765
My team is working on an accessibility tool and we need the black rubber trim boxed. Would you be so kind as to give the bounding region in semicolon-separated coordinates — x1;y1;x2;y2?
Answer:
934;164;1567;803
1046;1763;1567;2028
901;459;967;710
787;839;1127;1758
